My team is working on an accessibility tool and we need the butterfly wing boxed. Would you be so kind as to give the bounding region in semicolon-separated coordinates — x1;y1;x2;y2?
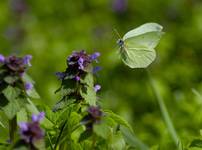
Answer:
121;23;163;68
121;47;156;68
123;23;163;41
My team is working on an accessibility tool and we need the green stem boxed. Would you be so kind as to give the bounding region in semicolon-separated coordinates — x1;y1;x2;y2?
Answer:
91;134;96;149
54;120;67;150
9;115;17;143
47;132;54;150
146;70;182;149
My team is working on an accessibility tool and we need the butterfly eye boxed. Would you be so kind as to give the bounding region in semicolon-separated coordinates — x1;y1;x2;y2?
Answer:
117;39;124;47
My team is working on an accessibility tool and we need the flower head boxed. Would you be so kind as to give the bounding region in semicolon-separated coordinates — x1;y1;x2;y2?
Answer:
32;112;45;122
25;82;33;91
64;50;101;82
67;50;100;71
18;112;45;144
55;72;66;80
87;106;103;122
90;52;100;62
0;54;5;64
93;66;102;74
94;84;101;92
75;76;80;81
23;55;32;66
5;56;25;73
67;50;91;71
81;106;103;129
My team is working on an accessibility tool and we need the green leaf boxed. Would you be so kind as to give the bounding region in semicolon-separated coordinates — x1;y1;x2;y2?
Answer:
17;108;28;123
81;73;94;87
4;76;19;84
2;86;21;102
22;73;35;84
110;131;126;150
2;98;27;119
25;98;39;114
190;139;202;148
79;129;93;142
80;86;96;106
26;88;40;99
53;98;76;111
93;122;111;139
70;112;82;127
0;119;5;128
104;110;133;132
60;86;75;97
33;139;46;150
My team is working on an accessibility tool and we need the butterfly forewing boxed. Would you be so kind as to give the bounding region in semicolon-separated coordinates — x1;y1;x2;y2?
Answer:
124;31;163;49
123;23;163;40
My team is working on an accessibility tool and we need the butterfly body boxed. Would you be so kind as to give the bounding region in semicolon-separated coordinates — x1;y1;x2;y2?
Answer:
118;23;163;68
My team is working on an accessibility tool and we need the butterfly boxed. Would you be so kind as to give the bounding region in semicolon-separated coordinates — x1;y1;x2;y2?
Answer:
116;23;163;68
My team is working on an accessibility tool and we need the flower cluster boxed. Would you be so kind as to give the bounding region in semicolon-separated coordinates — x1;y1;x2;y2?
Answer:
81;106;103;129
0;54;33;91
18;112;45;144
0;54;32;76
56;50;100;81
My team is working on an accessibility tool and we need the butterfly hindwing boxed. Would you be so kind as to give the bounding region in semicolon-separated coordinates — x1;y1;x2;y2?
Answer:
120;23;163;68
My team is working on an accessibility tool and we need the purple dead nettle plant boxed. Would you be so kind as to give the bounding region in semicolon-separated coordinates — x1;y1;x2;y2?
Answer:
0;54;37;143
54;50;102;111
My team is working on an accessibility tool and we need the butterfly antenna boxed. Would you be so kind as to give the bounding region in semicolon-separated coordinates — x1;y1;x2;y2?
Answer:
113;28;122;39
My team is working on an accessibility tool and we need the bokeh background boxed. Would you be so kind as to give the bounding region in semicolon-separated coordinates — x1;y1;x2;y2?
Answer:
1;0;202;149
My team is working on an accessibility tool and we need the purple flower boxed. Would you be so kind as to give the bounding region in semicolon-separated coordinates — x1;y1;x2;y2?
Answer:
0;54;5;63
93;66;102;74
88;106;103;121
112;0;128;13
67;50;92;71
19;122;28;131
23;55;32;66
32;112;45;122
75;76;80;81
5;55;31;75
94;84;101;92
90;52;100;62
25;82;33;91
81;106;103;129
18;112;45;144
55;72;66;80
78;57;84;70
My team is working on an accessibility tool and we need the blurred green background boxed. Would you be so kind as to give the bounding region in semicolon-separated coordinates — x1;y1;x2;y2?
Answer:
1;0;202;148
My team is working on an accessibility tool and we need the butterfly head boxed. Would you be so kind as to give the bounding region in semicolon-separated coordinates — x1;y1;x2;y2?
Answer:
117;39;124;47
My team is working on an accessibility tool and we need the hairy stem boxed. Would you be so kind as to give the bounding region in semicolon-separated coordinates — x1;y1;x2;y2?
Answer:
9;115;17;143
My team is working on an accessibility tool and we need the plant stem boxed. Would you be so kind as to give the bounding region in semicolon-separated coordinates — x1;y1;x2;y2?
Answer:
54;120;67;150
9;115;17;143
146;70;182;150
47;132;54;150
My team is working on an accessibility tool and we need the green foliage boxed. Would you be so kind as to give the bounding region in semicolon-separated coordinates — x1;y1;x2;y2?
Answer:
189;139;202;148
1;0;202;149
2;86;21;102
